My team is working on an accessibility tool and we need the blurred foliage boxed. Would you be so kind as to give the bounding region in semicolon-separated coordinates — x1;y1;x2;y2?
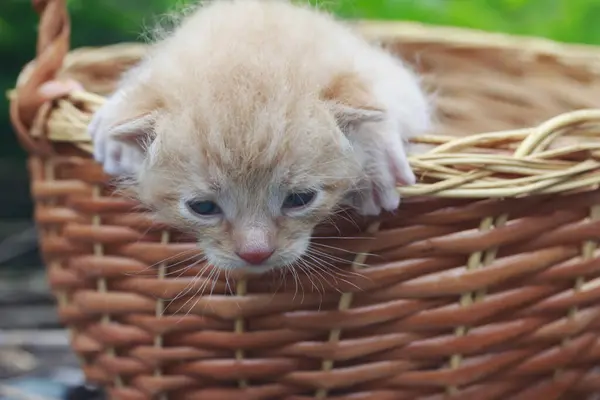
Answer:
2;0;600;159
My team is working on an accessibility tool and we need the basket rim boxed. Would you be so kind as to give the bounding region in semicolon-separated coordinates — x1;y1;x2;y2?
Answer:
357;20;600;58
10;20;600;200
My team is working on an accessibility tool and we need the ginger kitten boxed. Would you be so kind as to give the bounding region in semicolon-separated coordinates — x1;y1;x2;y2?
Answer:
89;0;432;273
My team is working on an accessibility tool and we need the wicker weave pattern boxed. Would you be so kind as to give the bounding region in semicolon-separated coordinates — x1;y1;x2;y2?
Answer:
9;1;600;399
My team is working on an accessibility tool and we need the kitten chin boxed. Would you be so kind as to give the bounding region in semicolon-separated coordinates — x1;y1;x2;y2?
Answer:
88;0;433;273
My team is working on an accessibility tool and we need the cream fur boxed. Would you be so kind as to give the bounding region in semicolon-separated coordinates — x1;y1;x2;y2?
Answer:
88;0;432;272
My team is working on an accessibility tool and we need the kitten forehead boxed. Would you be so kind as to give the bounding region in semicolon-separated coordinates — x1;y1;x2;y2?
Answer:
153;89;355;187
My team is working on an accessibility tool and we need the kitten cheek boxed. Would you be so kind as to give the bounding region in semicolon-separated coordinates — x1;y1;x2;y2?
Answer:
290;237;311;259
277;234;311;265
193;216;223;228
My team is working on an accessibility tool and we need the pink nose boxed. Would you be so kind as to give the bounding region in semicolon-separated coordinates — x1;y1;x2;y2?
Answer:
236;250;274;265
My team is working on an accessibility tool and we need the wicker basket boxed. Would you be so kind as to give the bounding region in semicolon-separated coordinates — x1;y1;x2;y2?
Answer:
9;1;600;399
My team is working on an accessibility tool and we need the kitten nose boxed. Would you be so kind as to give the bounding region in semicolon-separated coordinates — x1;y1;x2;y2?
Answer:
236;250;274;265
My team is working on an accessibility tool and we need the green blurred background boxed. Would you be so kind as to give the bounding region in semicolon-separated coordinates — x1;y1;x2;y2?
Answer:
0;0;600;268
2;0;600;160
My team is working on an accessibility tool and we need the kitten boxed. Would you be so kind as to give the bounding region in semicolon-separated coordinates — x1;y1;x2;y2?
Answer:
88;0;432;272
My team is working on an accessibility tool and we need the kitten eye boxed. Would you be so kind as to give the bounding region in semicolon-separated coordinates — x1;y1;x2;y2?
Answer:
282;191;317;209
187;200;222;216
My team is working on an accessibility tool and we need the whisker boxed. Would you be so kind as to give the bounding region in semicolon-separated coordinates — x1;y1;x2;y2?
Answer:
297;259;324;309
189;267;217;319
126;248;201;276
224;269;233;296
308;248;371;269
306;254;365;292
273;266;287;297
307;247;353;265
305;248;372;283
320;215;342;236
200;267;221;314
293;262;304;302
164;256;207;298
208;267;220;297
170;262;213;319
331;208;361;230
302;255;342;294
311;242;379;260
133;224;158;246
298;260;324;311
305;258;329;294
268;267;284;301
167;260;211;315
287;261;305;303
163;253;206;277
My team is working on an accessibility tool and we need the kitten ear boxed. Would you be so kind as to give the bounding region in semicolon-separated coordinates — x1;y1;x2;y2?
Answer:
329;103;385;131
321;71;385;131
322;72;419;216
106;112;157;148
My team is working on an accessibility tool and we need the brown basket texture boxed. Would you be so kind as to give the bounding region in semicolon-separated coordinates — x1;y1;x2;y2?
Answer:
9;1;600;399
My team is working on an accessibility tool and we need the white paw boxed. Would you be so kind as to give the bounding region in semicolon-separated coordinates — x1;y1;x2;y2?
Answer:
88;95;144;176
350;176;401;217
349;130;416;216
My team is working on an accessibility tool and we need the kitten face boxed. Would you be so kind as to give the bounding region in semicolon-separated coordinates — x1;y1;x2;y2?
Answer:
133;100;362;273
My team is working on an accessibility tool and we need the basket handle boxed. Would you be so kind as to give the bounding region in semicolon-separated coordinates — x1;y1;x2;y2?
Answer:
10;0;71;155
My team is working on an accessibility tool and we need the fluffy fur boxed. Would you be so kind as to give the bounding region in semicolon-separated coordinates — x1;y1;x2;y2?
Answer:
88;0;432;273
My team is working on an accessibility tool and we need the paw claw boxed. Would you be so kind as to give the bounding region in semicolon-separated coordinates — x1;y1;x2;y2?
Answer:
378;188;400;212
347;130;414;216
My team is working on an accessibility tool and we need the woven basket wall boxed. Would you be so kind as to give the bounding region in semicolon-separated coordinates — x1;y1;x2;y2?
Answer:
9;1;600;399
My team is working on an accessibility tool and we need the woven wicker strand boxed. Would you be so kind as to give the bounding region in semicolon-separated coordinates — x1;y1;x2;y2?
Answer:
9;0;600;399
40;91;600;198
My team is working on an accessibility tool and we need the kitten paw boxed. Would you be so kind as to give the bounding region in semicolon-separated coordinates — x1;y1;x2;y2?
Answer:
350;131;416;216
88;96;144;176
94;136;143;176
351;177;401;217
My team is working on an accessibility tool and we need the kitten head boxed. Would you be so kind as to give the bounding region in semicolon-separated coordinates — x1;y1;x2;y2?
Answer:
98;68;382;273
